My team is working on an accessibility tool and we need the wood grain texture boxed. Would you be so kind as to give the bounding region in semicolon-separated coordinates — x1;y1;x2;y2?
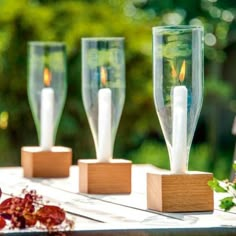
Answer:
21;146;72;178
78;159;132;194
147;171;214;212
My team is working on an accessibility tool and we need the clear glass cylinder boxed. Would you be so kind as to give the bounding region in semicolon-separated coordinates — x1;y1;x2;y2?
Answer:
82;38;125;162
27;42;67;149
153;26;204;173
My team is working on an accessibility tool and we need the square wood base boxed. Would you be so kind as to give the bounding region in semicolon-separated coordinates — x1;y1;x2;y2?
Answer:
147;171;214;212
78;159;132;194
21;146;72;178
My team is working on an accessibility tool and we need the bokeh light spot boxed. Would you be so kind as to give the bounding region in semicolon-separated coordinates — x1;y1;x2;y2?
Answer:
0;111;9;130
222;10;234;22
205;33;217;46
163;12;183;25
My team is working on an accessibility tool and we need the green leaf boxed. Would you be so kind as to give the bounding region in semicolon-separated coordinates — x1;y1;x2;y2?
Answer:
208;178;227;192
220;197;235;211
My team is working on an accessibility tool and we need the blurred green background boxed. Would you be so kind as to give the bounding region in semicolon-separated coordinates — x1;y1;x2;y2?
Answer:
0;0;235;179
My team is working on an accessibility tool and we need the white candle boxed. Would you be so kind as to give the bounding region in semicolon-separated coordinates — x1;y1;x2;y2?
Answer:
171;85;187;174
40;87;54;150
97;88;112;162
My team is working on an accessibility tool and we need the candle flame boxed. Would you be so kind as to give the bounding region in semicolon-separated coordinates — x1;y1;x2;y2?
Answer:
179;60;186;82
43;68;52;87
171;62;177;79
100;67;107;86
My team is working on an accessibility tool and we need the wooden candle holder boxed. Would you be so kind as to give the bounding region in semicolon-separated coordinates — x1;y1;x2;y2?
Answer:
21;146;72;178
78;159;132;194
147;171;214;212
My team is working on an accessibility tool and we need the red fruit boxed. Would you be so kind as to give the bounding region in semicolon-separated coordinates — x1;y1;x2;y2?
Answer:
0;216;6;229
36;205;65;227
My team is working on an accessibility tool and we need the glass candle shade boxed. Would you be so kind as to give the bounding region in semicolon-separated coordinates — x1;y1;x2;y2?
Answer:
153;26;204;173
27;42;67;150
82;38;125;162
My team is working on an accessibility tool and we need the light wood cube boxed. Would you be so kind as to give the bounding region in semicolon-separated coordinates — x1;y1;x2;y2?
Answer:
21;146;72;178
78;159;132;194
147;171;214;212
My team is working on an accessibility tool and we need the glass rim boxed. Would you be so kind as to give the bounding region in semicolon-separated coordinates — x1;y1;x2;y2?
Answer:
82;37;124;41
28;41;65;46
152;25;203;33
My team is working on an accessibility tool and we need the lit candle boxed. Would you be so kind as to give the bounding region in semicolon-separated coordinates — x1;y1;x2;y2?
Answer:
40;68;54;150
97;67;112;162
171;60;187;173
171;85;187;173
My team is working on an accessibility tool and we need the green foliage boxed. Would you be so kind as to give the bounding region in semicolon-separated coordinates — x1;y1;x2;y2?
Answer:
208;178;227;193
127;140;170;169
220;197;235;211
128;140;230;175
208;177;236;211
188;144;211;172
205;78;233;102
163;42;191;59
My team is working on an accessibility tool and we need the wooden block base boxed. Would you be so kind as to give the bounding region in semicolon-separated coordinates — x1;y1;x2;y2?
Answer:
78;159;132;194
147;171;214;212
21;146;72;178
